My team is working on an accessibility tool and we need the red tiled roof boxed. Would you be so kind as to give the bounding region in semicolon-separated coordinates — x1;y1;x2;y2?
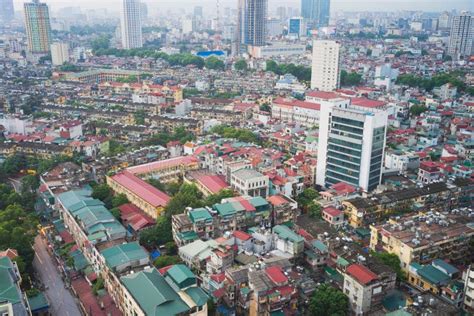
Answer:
111;171;170;208
127;156;198;175
273;98;320;111
351;97;386;108
323;207;342;217
346;264;378;285
210;273;226;283
265;266;288;284
196;174;229;194
0;248;18;259
306;91;340;99
233;230;251;241
59;230;74;244
267;195;288;206
330;182;356;194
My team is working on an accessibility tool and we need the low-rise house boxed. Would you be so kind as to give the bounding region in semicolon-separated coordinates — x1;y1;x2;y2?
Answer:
119;265;208;316
272;225;304;257
230;168;269;198
343;263;396;315
322;206;344;228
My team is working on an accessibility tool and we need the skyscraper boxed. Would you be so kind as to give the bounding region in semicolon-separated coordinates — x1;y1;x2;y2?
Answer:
237;0;268;49
301;0;330;28
120;0;142;49
51;42;69;66
0;0;14;22
447;11;474;60
24;0;52;53
316;100;388;192
311;40;341;91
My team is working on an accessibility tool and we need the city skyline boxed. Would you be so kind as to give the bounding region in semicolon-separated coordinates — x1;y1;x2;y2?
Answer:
10;0;474;13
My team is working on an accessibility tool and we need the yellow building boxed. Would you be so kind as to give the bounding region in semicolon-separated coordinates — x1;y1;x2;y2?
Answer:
343;182;452;228
370;212;474;271
107;171;170;219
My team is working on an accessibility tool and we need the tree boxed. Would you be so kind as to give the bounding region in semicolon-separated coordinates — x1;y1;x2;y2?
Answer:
205;56;225;70
371;252;406;281
409;104;428;117
0;204;38;273
340;70;362;87
91;184;112;201
165;241;177;255
259;103;271;112
309;284;348;316
112;194;129;208
91;35;111;52
296;188;319;210
153;255;181;268
147;178;167;192
308;203;322;219
110;207;121;219
207;299;216;316
234;59;248;71
204;189;235;206
139;217;173;249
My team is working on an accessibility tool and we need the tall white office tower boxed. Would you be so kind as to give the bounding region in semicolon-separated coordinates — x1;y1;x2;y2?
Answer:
50;42;69;65
120;0;142;49
316;101;388;192
311;40;341;91
447;11;474;60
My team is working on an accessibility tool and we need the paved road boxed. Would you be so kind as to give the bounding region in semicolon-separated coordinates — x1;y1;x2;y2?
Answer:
33;235;82;316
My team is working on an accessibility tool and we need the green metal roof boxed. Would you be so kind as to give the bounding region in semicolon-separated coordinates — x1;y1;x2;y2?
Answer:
58;188;126;240
272;225;304;243
100;242;148;270
336;257;349;267
188;208;213;223
184;287;208;307
166;265;196;289
0;257;22;305
177;231;199;241
214;202;236;217
249;196;268;208
27;293;49;312
432;259;458;275
312;240;328;252
70;250;89;271
121;268;190;316
418;265;450;285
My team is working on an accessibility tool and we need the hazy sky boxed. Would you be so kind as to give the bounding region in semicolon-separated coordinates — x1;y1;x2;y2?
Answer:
12;0;474;13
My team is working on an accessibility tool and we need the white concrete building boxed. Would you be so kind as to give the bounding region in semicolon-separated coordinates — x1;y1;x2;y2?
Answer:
310;40;341;91
230;168;269;198
50;42;69;66
448;11;474;59
384;151;420;172
120;0;142;49
464;264;474;312
249;42;306;58
316;99;388;192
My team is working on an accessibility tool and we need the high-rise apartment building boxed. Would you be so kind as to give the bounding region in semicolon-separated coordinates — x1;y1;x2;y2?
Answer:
194;6;203;18
311;40;341;91
120;0;142;49
447;11;474;59
24;0;52;53
237;0;268;50
301;0;330;28
51;42;69;66
0;0;14;22
438;11;451;29
316;100;388;192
